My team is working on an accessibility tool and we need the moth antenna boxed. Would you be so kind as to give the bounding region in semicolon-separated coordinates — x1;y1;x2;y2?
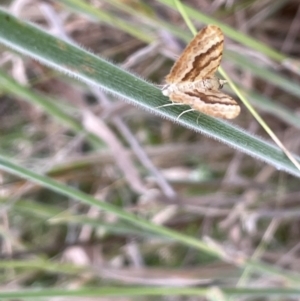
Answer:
156;103;186;109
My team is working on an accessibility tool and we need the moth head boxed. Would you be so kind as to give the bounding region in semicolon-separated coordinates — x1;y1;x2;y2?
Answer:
162;84;171;96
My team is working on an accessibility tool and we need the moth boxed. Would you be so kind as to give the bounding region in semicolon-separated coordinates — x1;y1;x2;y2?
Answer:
162;25;240;119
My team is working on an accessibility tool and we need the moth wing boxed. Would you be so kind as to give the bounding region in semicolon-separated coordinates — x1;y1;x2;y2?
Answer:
165;25;224;84
168;89;240;119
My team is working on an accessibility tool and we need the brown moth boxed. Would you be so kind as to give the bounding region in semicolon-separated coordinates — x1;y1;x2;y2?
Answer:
162;25;240;119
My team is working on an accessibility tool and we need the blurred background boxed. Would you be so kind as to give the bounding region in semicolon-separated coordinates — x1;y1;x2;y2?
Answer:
1;0;300;299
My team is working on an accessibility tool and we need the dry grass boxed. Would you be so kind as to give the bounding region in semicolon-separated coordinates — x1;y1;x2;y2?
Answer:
1;0;300;299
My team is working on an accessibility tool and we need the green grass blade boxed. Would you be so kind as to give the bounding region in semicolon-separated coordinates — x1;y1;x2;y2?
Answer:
1;287;300;299
0;9;299;177
226;51;300;99
1;154;300;283
100;0;191;41
58;0;153;43
243;89;300;129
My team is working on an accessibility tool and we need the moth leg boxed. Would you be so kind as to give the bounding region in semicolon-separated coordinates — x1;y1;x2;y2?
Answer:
177;108;195;120
196;113;201;124
155;102;187;109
